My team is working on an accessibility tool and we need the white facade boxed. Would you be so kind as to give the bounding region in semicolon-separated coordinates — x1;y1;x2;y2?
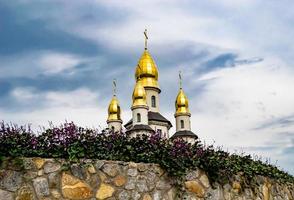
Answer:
107;120;122;132
131;105;149;126
128;129;153;138
175;114;191;132
145;87;160;113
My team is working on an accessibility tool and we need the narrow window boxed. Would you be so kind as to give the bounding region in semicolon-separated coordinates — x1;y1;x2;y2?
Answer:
151;95;156;107
137;113;141;122
180;120;184;129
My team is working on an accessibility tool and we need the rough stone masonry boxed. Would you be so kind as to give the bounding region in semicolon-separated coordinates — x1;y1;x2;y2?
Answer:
0;157;293;200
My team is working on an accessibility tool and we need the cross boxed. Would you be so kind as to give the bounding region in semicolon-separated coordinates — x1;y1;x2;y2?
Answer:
179;71;182;89
113;79;117;96
144;29;148;50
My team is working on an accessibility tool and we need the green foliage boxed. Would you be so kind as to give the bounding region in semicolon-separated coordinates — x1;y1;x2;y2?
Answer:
0;121;293;184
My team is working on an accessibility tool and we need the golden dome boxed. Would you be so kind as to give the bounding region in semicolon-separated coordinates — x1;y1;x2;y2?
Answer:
107;95;121;121
135;50;159;88
132;80;147;107
175;89;190;115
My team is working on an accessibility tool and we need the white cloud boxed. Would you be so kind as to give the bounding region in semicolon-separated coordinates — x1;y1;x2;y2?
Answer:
187;58;294;173
2;87;103;129
0;51;84;77
39;52;82;74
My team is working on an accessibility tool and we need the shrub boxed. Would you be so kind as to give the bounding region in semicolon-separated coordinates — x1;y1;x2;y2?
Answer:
0;121;293;183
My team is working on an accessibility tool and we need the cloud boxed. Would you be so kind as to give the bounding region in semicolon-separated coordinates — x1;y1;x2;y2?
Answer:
254;115;294;130
0;51;84;78
1;87;102;129
39;52;82;74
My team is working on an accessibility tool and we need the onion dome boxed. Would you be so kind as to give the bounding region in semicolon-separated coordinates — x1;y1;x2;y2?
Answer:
132;80;147;107
135;50;159;89
107;95;121;121
175;89;190;115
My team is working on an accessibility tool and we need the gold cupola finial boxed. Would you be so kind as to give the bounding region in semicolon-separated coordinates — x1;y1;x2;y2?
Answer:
132;79;147;107
107;79;121;121
135;29;159;89
175;71;190;116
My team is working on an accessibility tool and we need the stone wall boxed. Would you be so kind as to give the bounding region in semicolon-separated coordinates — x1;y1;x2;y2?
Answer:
0;157;293;200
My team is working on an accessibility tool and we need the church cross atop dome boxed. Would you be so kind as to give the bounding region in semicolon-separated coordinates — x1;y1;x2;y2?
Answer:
144;29;148;50
179;70;183;89
113;79;117;96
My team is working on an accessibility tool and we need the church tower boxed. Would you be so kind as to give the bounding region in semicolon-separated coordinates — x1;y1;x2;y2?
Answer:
126;79;154;137
171;72;198;143
125;29;172;138
135;29;160;112
107;80;122;132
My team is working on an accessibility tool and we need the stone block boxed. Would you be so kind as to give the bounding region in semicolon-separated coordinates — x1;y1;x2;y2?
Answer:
137;176;149;192
118;190;130;200
143;193;152;200
61;172;93;199
185;180;205;198
127;168;138;177
102;163;119;177
87;164;96;174
131;191;141;200
114;175;126;187
96;183;115;200
95;160;105;170
43;162;61;174
0;189;13;200
33;158;45;170
70;164;87;180
199;174;210;188
33;177;50;198
125;177;136;190
16;185;35;200
0;170;23;192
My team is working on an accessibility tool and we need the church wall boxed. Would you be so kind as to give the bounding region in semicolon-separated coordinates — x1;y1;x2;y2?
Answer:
145;88;160;113
149;124;169;138
0;157;293;200
108;121;122;132
128;130;153;138
132;107;148;126
175;115;191;132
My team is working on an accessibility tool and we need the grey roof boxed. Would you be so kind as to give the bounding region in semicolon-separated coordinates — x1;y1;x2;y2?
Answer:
170;130;198;139
125;124;155;133
124;111;172;128
148;111;172;126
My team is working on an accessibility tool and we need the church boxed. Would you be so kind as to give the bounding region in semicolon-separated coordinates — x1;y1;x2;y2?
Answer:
106;30;198;143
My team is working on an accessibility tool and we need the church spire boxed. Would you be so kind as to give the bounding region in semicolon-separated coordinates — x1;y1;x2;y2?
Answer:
171;71;198;143
107;79;122;132
135;29;159;90
175;72;190;116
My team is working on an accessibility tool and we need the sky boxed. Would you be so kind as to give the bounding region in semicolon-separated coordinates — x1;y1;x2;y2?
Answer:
0;0;294;174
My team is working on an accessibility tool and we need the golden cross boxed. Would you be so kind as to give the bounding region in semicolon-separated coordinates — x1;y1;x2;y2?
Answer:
179;71;182;89
113;79;117;96
144;29;148;50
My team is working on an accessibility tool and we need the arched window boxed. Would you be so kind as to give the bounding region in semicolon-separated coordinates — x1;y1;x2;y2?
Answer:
137;113;141;123
151;96;156;108
180;120;184;129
